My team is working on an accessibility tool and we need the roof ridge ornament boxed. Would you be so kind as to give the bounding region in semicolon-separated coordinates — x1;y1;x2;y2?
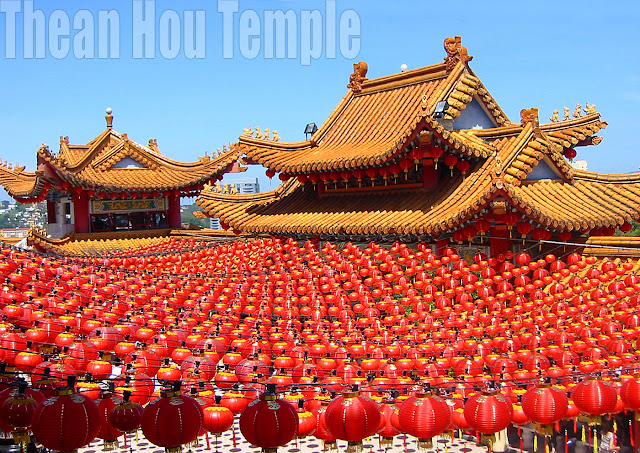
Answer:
444;36;472;72
347;61;368;93
105;108;113;129
520;108;539;128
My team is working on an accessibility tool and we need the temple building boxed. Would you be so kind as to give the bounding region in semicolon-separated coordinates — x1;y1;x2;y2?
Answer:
0;109;241;238
196;37;639;256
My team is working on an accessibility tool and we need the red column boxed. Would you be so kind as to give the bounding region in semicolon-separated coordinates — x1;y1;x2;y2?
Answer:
73;191;90;233
167;191;181;229
46;201;56;224
436;238;449;256
422;159;438;190
489;225;511;256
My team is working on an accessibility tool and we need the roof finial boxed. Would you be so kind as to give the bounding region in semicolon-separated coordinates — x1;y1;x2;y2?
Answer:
105;108;113;129
444;36;472;72
347;62;368;93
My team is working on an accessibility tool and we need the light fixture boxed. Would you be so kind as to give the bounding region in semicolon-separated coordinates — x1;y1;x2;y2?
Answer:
433;100;449;119
304;123;318;139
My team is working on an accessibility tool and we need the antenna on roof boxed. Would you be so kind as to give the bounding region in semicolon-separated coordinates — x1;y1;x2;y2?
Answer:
105;108;113;129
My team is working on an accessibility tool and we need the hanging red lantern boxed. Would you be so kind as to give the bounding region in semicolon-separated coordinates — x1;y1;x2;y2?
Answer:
378;398;401;446
521;382;568;436
266;169;276;179
324;386;381;452
297;175;309;184
96;390;124;450
558;231;572;242
620;222;633;233
398;387;452;448
295;400;317;438
430;147;444;169
141;383;204;453
516;222;532;240
109;391;144;434
564;149;577;160
0;382;39;446
31;386;101;453
457;159;471;176
203;404;234;436
239;384;298;453
444;154;458;176
463;386;513;445
278;173;290;181
620;375;640;411
353;169;366;186
571;376;618;424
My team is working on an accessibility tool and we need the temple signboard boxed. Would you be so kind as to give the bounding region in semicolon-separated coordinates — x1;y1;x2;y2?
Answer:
91;198;167;214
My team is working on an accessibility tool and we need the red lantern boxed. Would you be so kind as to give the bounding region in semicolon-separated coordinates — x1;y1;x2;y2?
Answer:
324;387;381;452
141;385;204;453
516;222;532;239
109;391;144;433
464;387;513;443
521;382;568;435
620;222;633;233
457;159;471;176
96;391;124;450
564;149;577;160
239;386;298;452
295;400;317;438
266;169;276;179
31;387;101;453
203;405;234;435
620;375;640;411
1;383;39;446
571;377;618;423
398;389;452;448
378;399;401;446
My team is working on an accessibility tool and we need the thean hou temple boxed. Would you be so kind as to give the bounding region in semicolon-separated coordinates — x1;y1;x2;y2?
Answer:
196;37;640;256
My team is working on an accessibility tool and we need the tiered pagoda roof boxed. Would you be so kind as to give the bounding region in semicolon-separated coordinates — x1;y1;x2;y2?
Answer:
0;110;243;201
197;37;637;240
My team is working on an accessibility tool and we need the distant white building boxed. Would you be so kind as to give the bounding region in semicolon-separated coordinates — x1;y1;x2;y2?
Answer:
571;160;588;171
209;177;260;229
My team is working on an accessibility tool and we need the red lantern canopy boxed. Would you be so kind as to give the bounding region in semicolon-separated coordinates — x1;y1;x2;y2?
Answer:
31;387;101;453
398;387;452;449
239;385;299;453
571;376;618;424
324;387;381;452
141;384;205;453
521;382;568;436
295;400;317;438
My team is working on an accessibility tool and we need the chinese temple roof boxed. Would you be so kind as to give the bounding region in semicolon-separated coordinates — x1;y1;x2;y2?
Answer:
0;110;243;201
197;37;636;238
237;56;506;174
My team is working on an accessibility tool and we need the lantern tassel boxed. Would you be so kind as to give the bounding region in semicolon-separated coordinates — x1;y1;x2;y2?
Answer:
565;430;568;451
593;428;597;453
346;441;364;453
205;432;210;450
324;440;338;451
416;438;433;451
519;426;523;453
233;426;237;448
124;433;128;449
534;433;538;452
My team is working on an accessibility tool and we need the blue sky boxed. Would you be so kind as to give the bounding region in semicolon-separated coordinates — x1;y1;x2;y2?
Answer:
0;0;639;200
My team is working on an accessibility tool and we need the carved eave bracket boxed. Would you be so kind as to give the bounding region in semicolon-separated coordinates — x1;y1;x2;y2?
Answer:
444;36;473;72
347;61;369;93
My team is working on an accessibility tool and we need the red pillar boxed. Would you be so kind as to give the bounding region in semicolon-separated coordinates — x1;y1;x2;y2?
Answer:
422;159;438;190
167;191;181;229
46;201;56;224
73;191;90;233
489;225;511;256
436;238;449;256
